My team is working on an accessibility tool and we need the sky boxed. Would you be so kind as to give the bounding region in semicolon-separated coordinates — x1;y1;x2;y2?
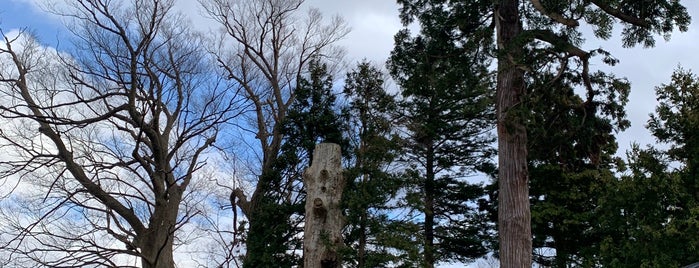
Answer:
5;0;699;156
2;0;699;267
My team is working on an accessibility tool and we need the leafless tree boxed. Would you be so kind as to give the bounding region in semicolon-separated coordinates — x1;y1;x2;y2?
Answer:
0;0;243;267
199;0;349;263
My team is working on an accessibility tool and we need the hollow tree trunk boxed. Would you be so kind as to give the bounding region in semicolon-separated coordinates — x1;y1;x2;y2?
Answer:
496;0;532;267
303;143;346;268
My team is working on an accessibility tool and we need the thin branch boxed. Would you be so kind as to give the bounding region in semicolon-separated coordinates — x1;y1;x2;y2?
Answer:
530;0;579;27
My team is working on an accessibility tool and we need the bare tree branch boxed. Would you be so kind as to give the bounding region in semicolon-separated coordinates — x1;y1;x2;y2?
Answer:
0;1;244;267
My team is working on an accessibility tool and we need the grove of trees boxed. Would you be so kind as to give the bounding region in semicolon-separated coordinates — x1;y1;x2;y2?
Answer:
0;0;696;267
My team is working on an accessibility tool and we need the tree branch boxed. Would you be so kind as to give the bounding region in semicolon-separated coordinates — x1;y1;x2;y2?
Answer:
590;0;650;27
530;0;579;27
528;29;594;96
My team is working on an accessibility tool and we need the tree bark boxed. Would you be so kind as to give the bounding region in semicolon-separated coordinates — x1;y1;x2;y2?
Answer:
357;210;367;267
138;190;182;268
303;143;346;268
424;143;436;268
139;231;176;268
495;0;532;267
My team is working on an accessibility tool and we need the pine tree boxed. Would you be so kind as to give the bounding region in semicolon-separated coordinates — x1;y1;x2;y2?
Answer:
243;58;347;267
597;68;699;267
341;61;406;267
388;7;495;266
525;68;629;266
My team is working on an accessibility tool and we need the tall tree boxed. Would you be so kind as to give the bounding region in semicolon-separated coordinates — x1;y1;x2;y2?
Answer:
648;68;699;200
494;2;688;264
525;68;629;266
240;58;347;267
200;0;349;264
397;1;690;266
388;6;495;266
0;0;241;267
341;61;404;267
597;68;699;267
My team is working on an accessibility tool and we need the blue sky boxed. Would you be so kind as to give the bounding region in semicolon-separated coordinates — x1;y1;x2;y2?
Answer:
1;1;66;46
3;1;699;267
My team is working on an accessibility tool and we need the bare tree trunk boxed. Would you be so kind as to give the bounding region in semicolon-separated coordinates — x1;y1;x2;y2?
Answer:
424;143;436;268
303;143;345;268
495;0;532;267
138;190;182;268
140;232;176;268
357;209;367;267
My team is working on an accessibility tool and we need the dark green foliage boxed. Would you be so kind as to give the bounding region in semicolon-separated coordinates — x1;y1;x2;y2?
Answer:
243;188;304;267
282;58;348;163
648;68;699;178
388;3;495;265
524;66;630;266
597;146;696;268
341;61;407;267
243;58;347;267
397;0;690;267
516;1;688;266
597;68;699;267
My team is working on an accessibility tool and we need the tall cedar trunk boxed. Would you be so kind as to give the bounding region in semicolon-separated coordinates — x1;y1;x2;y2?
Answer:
138;190;182;268
424;142;436;268
304;143;346;268
495;0;532;267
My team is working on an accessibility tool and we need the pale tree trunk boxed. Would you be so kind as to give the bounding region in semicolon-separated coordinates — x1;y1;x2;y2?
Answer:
303;143;346;268
495;0;532;267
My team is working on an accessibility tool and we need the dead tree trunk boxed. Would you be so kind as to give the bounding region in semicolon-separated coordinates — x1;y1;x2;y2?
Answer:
303;143;345;268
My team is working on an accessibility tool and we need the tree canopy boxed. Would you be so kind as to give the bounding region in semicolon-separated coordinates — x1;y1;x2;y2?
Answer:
0;0;696;267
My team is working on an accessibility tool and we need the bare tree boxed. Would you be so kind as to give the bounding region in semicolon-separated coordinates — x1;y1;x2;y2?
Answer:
200;0;349;264
0;0;243;267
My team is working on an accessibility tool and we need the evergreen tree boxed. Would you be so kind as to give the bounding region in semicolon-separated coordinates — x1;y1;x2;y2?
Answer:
388;7;495;266
525;68;629;267
341;61;406;267
396;1;690;265
597;68;699;267
648;68;699;198
243;58;347;267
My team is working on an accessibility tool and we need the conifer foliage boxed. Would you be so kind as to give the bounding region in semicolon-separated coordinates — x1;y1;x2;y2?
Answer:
341;61;405;267
243;58;348;267
396;0;690;267
388;2;496;266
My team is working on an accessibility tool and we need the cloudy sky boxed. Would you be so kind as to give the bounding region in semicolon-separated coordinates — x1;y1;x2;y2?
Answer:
4;0;699;155
315;0;699;158
2;0;699;267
